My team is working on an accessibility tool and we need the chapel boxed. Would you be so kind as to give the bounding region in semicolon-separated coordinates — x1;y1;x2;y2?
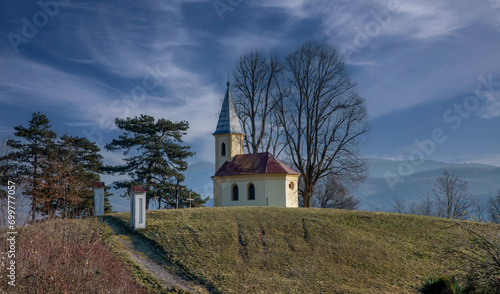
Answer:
211;82;299;207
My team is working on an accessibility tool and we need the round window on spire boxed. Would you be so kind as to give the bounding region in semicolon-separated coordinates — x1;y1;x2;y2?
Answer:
221;143;226;156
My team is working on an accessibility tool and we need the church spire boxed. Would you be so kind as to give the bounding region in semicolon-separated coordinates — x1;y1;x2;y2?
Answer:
213;81;244;135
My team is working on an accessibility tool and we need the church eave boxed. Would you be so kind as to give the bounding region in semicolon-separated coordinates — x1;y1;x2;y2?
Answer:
212;130;245;135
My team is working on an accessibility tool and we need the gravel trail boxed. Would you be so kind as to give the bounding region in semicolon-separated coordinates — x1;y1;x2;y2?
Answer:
105;220;206;294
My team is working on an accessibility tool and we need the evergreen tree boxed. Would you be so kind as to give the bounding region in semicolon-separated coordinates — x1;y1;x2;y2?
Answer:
104;115;201;209
0;139;15;198
3;112;56;221
155;181;208;209
54;135;108;217
104;190;113;213
2;113;109;219
35;134;108;218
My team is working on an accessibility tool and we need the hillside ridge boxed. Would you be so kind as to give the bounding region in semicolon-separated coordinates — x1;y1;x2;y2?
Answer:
106;207;494;293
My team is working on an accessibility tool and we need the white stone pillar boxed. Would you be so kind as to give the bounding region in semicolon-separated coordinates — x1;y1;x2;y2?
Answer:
92;182;105;216
129;186;146;231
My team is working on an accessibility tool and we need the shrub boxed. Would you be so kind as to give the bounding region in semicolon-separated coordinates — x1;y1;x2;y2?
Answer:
461;273;500;294
419;276;463;294
0;218;146;293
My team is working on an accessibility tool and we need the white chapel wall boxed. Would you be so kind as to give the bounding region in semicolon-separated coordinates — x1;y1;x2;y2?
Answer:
214;174;298;207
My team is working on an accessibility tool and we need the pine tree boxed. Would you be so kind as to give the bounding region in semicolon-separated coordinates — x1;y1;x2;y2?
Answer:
154;181;208;209
2;113;108;219
51;135;107;217
0;139;14;198
4;112;56;221
104;115;202;209
33;135;109;218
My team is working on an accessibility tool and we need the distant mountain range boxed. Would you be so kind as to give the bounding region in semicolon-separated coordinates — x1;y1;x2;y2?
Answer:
109;159;500;212
358;158;500;211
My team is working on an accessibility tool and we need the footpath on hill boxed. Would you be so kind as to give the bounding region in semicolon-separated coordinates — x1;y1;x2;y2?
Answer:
103;218;207;294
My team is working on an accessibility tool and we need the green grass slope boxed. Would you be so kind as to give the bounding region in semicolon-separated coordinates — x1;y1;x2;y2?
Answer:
105;207;487;293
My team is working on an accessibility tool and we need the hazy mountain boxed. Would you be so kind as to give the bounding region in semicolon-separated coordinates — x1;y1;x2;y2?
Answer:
365;158;495;178
358;158;500;211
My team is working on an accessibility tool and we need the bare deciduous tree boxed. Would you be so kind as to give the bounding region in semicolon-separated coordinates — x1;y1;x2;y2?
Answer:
408;201;417;215
391;197;407;214
232;52;284;155
312;176;360;209
488;191;500;224
455;221;500;291
276;42;368;207
415;193;435;216
471;197;486;221
433;170;472;219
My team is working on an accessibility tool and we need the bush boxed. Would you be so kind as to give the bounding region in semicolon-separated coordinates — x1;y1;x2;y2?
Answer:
461;273;500;294
0;218;146;293
419;276;463;294
454;222;500;294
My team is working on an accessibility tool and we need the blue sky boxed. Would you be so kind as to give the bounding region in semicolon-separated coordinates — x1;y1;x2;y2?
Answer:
1;0;500;171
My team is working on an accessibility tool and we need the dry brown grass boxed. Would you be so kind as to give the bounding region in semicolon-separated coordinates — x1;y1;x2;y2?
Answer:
0;218;147;293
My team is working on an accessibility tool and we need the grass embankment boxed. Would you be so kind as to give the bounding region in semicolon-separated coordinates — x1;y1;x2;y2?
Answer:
105;207;490;293
0;218;152;293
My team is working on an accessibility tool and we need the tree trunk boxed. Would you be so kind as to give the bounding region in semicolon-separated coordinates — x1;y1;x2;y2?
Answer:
302;181;314;208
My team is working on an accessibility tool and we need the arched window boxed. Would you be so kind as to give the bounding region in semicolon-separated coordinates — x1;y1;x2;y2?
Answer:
221;143;226;156
232;184;239;201
247;183;255;200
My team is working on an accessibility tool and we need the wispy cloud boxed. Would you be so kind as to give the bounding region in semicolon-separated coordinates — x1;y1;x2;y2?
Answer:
0;57;112;109
57;2;198;79
1;5;219;117
1;0;500;165
250;0;312;19
478;91;500;119
253;0;499;41
218;31;289;61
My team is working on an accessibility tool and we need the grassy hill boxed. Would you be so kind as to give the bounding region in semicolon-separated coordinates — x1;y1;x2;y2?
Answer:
103;207;496;293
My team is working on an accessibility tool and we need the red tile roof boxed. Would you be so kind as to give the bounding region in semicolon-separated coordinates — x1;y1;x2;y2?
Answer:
129;186;146;193
214;152;300;177
92;182;105;188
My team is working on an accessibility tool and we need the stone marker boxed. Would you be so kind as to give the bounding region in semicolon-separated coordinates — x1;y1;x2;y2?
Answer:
92;182;105;216
129;186;147;230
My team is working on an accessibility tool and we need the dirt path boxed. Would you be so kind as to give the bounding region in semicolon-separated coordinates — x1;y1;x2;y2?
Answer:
105;220;207;294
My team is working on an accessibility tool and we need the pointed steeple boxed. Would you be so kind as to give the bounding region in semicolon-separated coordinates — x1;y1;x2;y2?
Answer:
213;81;244;135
